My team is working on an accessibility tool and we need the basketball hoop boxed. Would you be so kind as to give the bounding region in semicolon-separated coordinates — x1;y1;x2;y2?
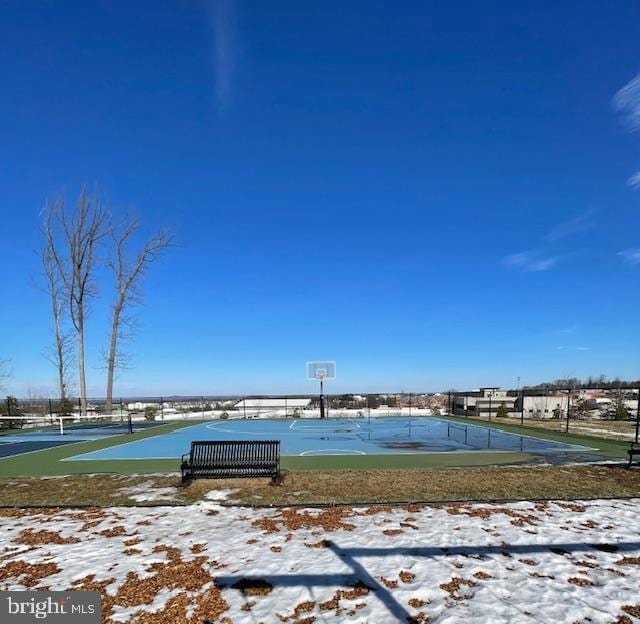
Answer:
306;362;336;419
307;362;336;381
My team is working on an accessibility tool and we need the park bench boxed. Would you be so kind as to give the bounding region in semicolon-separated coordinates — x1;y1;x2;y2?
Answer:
181;440;280;483
628;443;640;468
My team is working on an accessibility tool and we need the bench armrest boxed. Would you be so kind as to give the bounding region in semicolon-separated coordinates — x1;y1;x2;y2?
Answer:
181;452;191;464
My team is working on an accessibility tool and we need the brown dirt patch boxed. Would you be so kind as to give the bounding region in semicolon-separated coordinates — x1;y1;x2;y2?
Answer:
0;560;60;587
439;577;477;600
408;598;430;608
16;529;80;545
98;526;127;538
252;508;356;534
305;539;331;549
622;605;640;619
231;578;273;596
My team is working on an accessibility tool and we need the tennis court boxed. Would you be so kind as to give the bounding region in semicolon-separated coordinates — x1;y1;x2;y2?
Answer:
68;416;591;461
0;416;163;458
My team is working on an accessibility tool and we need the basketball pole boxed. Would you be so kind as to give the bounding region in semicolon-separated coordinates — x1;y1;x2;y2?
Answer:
320;379;325;419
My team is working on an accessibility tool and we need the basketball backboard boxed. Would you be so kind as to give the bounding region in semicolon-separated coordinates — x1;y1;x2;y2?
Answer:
306;361;336;381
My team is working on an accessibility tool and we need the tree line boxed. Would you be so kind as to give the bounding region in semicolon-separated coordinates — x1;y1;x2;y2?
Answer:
40;188;173;414
524;376;640;390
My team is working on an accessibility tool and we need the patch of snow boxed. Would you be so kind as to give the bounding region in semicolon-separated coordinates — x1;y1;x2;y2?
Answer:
116;481;178;502
203;488;240;501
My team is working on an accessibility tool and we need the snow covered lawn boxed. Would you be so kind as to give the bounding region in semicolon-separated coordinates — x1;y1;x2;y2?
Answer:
0;498;639;623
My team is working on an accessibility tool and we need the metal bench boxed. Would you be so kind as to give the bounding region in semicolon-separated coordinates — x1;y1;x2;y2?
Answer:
627;443;640;468
181;440;280;483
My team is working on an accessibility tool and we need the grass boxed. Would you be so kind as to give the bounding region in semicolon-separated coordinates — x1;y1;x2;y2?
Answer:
439;414;629;459
0;465;639;507
458;414;639;441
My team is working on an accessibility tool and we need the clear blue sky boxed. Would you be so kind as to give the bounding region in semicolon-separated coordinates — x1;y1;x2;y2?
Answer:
1;1;639;397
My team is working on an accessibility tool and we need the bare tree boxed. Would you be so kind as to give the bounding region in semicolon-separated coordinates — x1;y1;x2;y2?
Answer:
42;212;74;401
47;190;108;416
104;217;173;413
0;359;10;394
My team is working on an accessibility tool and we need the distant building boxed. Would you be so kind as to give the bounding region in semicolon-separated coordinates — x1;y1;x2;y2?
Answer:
233;398;311;416
453;388;517;418
520;394;568;419
126;401;160;411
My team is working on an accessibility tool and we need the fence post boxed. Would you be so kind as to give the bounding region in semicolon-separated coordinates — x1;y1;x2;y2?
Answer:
284;395;287;419
488;395;492;422
48;398;54;425
565;389;571;434
520;390;524;426
120;398;123;422
78;397;81;419
243;397;246;419
409;393;412;418
160;396;164;421
7;396;11;417
635;387;640;444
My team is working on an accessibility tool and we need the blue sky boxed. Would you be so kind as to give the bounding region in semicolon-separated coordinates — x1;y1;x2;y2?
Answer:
1;1;640;396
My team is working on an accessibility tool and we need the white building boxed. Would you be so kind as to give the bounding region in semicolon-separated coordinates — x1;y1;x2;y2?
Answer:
453;389;569;420
453;388;517;418
233;398;311;417
521;395;569;419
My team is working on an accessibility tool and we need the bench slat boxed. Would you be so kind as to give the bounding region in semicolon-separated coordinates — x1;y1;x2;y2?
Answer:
182;440;281;482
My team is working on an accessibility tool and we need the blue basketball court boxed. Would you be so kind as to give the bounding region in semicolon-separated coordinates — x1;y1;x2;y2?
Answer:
66;417;590;461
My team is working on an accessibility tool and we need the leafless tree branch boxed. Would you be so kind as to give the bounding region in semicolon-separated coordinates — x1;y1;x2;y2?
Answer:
45;189;109;414
104;216;174;412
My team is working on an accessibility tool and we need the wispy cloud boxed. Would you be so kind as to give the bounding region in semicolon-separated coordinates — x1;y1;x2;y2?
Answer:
503;209;595;274
545;209;596;242
618;248;640;265
614;74;640;191
209;0;236;111
614;73;640;132
557;345;591;352
550;326;577;336
628;171;640;189
504;251;558;273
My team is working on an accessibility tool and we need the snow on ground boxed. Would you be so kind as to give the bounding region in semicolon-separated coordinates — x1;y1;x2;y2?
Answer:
115;481;179;503
204;488;240;502
0;499;639;623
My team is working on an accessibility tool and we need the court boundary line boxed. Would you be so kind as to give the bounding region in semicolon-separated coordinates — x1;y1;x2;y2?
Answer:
299;448;367;456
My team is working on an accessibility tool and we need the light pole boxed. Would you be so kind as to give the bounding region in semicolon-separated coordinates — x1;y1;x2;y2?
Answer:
635;386;639;444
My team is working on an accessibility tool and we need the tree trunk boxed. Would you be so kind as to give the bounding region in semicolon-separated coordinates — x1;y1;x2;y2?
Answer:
105;303;123;415
77;309;87;417
53;302;66;400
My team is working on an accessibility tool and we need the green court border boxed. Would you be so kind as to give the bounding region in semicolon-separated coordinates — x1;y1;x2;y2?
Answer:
0;416;629;476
